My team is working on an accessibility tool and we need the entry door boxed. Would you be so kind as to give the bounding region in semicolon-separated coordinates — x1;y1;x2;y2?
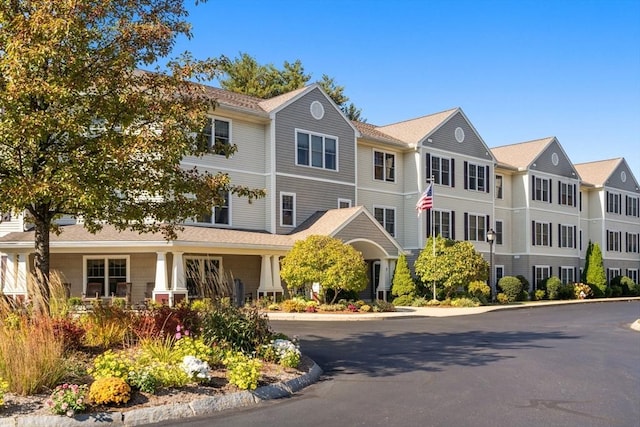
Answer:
371;261;381;300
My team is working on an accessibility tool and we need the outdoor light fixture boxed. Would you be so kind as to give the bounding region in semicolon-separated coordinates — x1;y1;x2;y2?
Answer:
486;228;496;302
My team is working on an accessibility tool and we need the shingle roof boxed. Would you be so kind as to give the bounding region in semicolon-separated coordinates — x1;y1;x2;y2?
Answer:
291;206;364;239
376;108;459;144
574;158;623;187
258;86;309;113
491;137;555;170
352;121;408;146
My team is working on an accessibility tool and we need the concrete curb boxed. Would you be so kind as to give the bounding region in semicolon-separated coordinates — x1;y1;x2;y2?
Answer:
1;362;323;427
631;319;640;332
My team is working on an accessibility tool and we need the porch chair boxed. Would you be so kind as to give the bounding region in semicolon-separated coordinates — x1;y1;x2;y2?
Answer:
115;282;132;306
86;282;103;299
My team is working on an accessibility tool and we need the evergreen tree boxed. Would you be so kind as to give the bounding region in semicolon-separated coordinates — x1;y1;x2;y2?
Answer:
585;242;607;296
391;253;417;303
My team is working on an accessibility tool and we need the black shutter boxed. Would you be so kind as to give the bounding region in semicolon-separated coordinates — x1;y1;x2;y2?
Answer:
606;191;609;212
486;165;490;193
548;180;553;203
558;181;561;204
558;224;562;247
573;185;577;207
549;223;553;247
531;175;536;200
486;215;491;236
464;213;469;241
606;230;609;250
579;191;582;211
451;159;455;188
619;231;623;251
531;221;536;245
426;211;431;238
573;226;577;249
464;161;468;190
426;153;431;181
451;211;456;240
532;266;536;290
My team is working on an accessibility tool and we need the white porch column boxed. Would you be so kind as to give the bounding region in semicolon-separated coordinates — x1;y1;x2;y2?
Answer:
271;255;283;293
171;252;186;290
415;148;424;249
258;255;273;297
3;254;16;293
15;252;29;295
154;252;168;291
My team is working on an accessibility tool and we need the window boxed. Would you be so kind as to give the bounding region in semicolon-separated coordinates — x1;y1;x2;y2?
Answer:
433;210;452;239
627;232;639;253
626;269;639;284
374;151;395;182
495;175;503;199
607;192;621;214
203;118;231;155
466;162;486;192
559;182;576;207
532;221;551;246
532;176;551;202
296;130;337;170
560;267;575;285
197;191;230;225
627;196;639;217
607;230;621;252
281;193;296;227
374;206;395;237
534;266;551;291
185;256;221;298
559;224;576;248
431;156;451;186
466;214;487;241
607;268;621;284
84;256;129;297
495;220;503;245
338;199;352;208
495;266;505;285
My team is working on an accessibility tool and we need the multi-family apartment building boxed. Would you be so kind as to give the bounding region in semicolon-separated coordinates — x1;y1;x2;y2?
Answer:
0;83;638;305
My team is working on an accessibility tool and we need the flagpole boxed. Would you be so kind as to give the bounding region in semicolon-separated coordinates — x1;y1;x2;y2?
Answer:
430;175;436;301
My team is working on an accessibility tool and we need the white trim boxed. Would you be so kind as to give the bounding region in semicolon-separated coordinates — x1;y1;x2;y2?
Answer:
338;198;352;208
276;171;356;187
373;149;397;183
206;116;233;155
373;205;396;237
280;192;296;228
82;255;130;296
294;128;339;172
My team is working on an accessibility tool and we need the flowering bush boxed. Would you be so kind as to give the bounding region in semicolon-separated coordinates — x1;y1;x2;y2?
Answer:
89;376;131;405
0;378;8;407
46;383;88;416
223;351;262;390
180;356;211;381
127;366;160;394
574;283;593;299
89;350;132;379
271;339;301;368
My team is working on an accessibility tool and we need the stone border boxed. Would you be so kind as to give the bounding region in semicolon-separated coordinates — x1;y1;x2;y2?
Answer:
0;362;323;427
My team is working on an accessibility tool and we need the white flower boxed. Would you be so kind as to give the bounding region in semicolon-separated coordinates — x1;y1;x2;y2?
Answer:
180;355;211;380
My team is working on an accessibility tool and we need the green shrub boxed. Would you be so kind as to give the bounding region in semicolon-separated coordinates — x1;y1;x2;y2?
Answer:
173;336;222;366
558;284;575;300
498;276;523;302
392;295;415;306
223;351;262;390
411;297;430;307
497;293;509;304
574;283;593;299
89;349;132;380
612;276;636;296
318;303;347;312
391;253;418;300
359;304;372;313
425;299;441;306
587;282;604;298
546;276;562;300
89;377;131;405
611;285;622;297
534;289;546;301
373;300;396;312
467;281;490;304
201;303;272;354
0;378;8;406
127;366;160;394
450;297;480;307
280;298;307;313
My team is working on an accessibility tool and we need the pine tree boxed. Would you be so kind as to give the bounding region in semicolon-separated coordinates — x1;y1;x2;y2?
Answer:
585;242;607;296
391;254;416;304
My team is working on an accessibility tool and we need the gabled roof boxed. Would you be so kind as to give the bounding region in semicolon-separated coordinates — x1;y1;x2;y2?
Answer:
491;137;555;170
352;121;408;147
574;158;623;187
257;86;309;113
376;108;459;145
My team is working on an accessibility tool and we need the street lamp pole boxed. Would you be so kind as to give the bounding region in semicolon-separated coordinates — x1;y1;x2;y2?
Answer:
486;228;496;302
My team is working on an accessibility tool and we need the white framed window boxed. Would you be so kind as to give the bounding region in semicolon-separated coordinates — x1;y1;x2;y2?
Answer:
203;117;231;155
626;269;638;284
607;268;621;283
626;195;639;217
296;130;337;171
607;191;621;214
184;256;222;298
534;266;551;290
532;221;551;246
433;210;452;239
374;206;395;237
495;265;505;284
83;255;130;297
374;151;395;182
560;266;575;284
338;198;352;208
466;162;486;192
197;190;231;226
559;182;576;206
280;192;296;227
626;232;639;253
559;224;576;248
532;176;551;202
495;220;503;245
431;156;451;186
607;230;621;252
495;175;503;199
466;213;487;242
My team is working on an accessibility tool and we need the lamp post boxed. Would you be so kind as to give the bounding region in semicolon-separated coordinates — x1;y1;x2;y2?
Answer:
486;228;496;302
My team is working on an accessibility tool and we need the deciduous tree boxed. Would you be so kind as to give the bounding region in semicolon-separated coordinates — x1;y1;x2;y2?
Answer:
0;0;264;310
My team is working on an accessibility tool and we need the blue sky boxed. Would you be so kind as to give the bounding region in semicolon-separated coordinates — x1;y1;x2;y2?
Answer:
169;0;640;178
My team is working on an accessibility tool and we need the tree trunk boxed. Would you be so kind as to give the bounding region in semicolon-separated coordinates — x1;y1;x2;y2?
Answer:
32;215;51;314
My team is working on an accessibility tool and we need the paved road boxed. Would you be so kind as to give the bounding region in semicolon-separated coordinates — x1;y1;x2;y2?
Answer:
153;301;640;427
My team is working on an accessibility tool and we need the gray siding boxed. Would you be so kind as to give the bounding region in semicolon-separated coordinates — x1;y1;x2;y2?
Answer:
274;88;356;183
334;212;399;256
422;111;493;162
530;140;577;178
607;160;640;193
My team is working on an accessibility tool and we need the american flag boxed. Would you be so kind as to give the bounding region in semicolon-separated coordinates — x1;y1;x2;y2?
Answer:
416;183;433;213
